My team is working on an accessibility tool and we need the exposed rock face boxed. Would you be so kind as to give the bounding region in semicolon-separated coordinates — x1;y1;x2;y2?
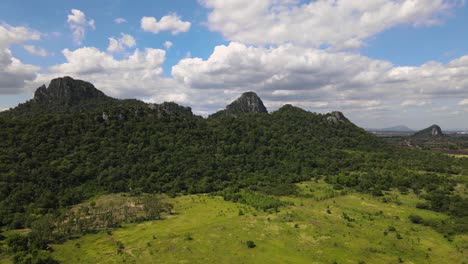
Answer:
226;92;267;113
210;91;268;118
431;126;442;136
34;76;108;104
326;111;349;124
412;125;444;137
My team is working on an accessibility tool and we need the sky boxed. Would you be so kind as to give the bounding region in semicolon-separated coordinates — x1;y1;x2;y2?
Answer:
0;0;467;130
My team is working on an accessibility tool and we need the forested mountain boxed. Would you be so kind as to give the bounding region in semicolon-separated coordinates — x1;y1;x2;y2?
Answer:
412;124;444;138
0;77;466;239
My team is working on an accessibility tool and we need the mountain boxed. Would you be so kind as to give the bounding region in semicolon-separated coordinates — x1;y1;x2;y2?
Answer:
209;91;268;118
1;77;466;264
0;77;389;229
412;124;444;137
1;77;193;119
33;76;109;104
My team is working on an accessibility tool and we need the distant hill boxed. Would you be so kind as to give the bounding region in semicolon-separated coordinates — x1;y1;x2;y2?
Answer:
412;124;444;138
368;125;414;132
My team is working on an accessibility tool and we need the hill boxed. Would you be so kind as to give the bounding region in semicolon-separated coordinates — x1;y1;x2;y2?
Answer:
412;125;444;138
0;77;467;263
0;77;385;227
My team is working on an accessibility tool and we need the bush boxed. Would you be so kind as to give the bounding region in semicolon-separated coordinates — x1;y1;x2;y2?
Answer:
246;240;256;248
184;233;193;241
409;214;423;224
6;234;28;253
416;203;430;210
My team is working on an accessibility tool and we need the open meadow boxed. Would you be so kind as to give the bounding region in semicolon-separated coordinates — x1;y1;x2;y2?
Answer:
42;181;467;264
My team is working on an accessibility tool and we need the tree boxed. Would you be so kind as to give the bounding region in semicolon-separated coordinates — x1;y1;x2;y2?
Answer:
142;194;172;220
246;240;256;248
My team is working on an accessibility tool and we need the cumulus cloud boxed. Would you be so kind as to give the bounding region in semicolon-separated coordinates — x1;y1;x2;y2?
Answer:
172;42;468;116
67;9;95;45
164;41;173;49
0;24;41;94
36;46;182;100
107;33;136;53
0;23;40;47
459;99;468;105
141;14;191;35
114;18;127;24
201;0;461;49
23;45;48;56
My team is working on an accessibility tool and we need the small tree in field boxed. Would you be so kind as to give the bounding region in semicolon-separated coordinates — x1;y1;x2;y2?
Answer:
142;194;173;220
246;240;256;248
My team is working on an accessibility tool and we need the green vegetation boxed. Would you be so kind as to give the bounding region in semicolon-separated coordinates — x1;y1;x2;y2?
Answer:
8;184;461;264
0;78;467;262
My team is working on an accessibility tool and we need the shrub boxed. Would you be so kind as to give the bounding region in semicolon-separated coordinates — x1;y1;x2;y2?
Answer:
184;233;193;241
416;203;430;210
409;214;423;224
246;240;256;248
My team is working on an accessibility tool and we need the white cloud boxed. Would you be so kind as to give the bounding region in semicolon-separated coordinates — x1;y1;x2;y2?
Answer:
107;33;136;53
459;99;468;105
201;0;461;49
114;18;127;24
172;42;468;116
141;14;191;35
0;23;40;48
67;9;95;45
36;46;181;100
23;45;48;56
0;24;40;94
401;100;431;107
164;41;173;49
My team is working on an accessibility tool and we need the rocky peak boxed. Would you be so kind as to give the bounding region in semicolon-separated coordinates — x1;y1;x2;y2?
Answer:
33;76;108;104
325;111;349;124
430;125;443;136
412;124;444;137
227;92;268;113
209;91;268;118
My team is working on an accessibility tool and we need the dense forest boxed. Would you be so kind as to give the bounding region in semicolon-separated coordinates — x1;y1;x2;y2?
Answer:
0;77;467;262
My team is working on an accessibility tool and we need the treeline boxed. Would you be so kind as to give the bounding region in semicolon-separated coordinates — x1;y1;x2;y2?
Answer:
1;194;171;263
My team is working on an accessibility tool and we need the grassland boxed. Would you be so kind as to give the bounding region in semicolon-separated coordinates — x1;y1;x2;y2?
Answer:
40;181;467;264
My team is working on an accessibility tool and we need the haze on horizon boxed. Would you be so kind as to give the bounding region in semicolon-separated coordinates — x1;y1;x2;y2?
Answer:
0;0;467;130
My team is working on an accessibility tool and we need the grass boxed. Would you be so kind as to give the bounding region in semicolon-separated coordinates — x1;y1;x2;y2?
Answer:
48;181;467;264
447;154;468;158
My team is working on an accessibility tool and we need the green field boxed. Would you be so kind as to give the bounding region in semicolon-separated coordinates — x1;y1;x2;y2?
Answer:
35;181;466;264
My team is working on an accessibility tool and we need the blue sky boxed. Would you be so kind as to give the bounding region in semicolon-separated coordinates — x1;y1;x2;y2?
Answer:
0;0;467;129
0;0;226;72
